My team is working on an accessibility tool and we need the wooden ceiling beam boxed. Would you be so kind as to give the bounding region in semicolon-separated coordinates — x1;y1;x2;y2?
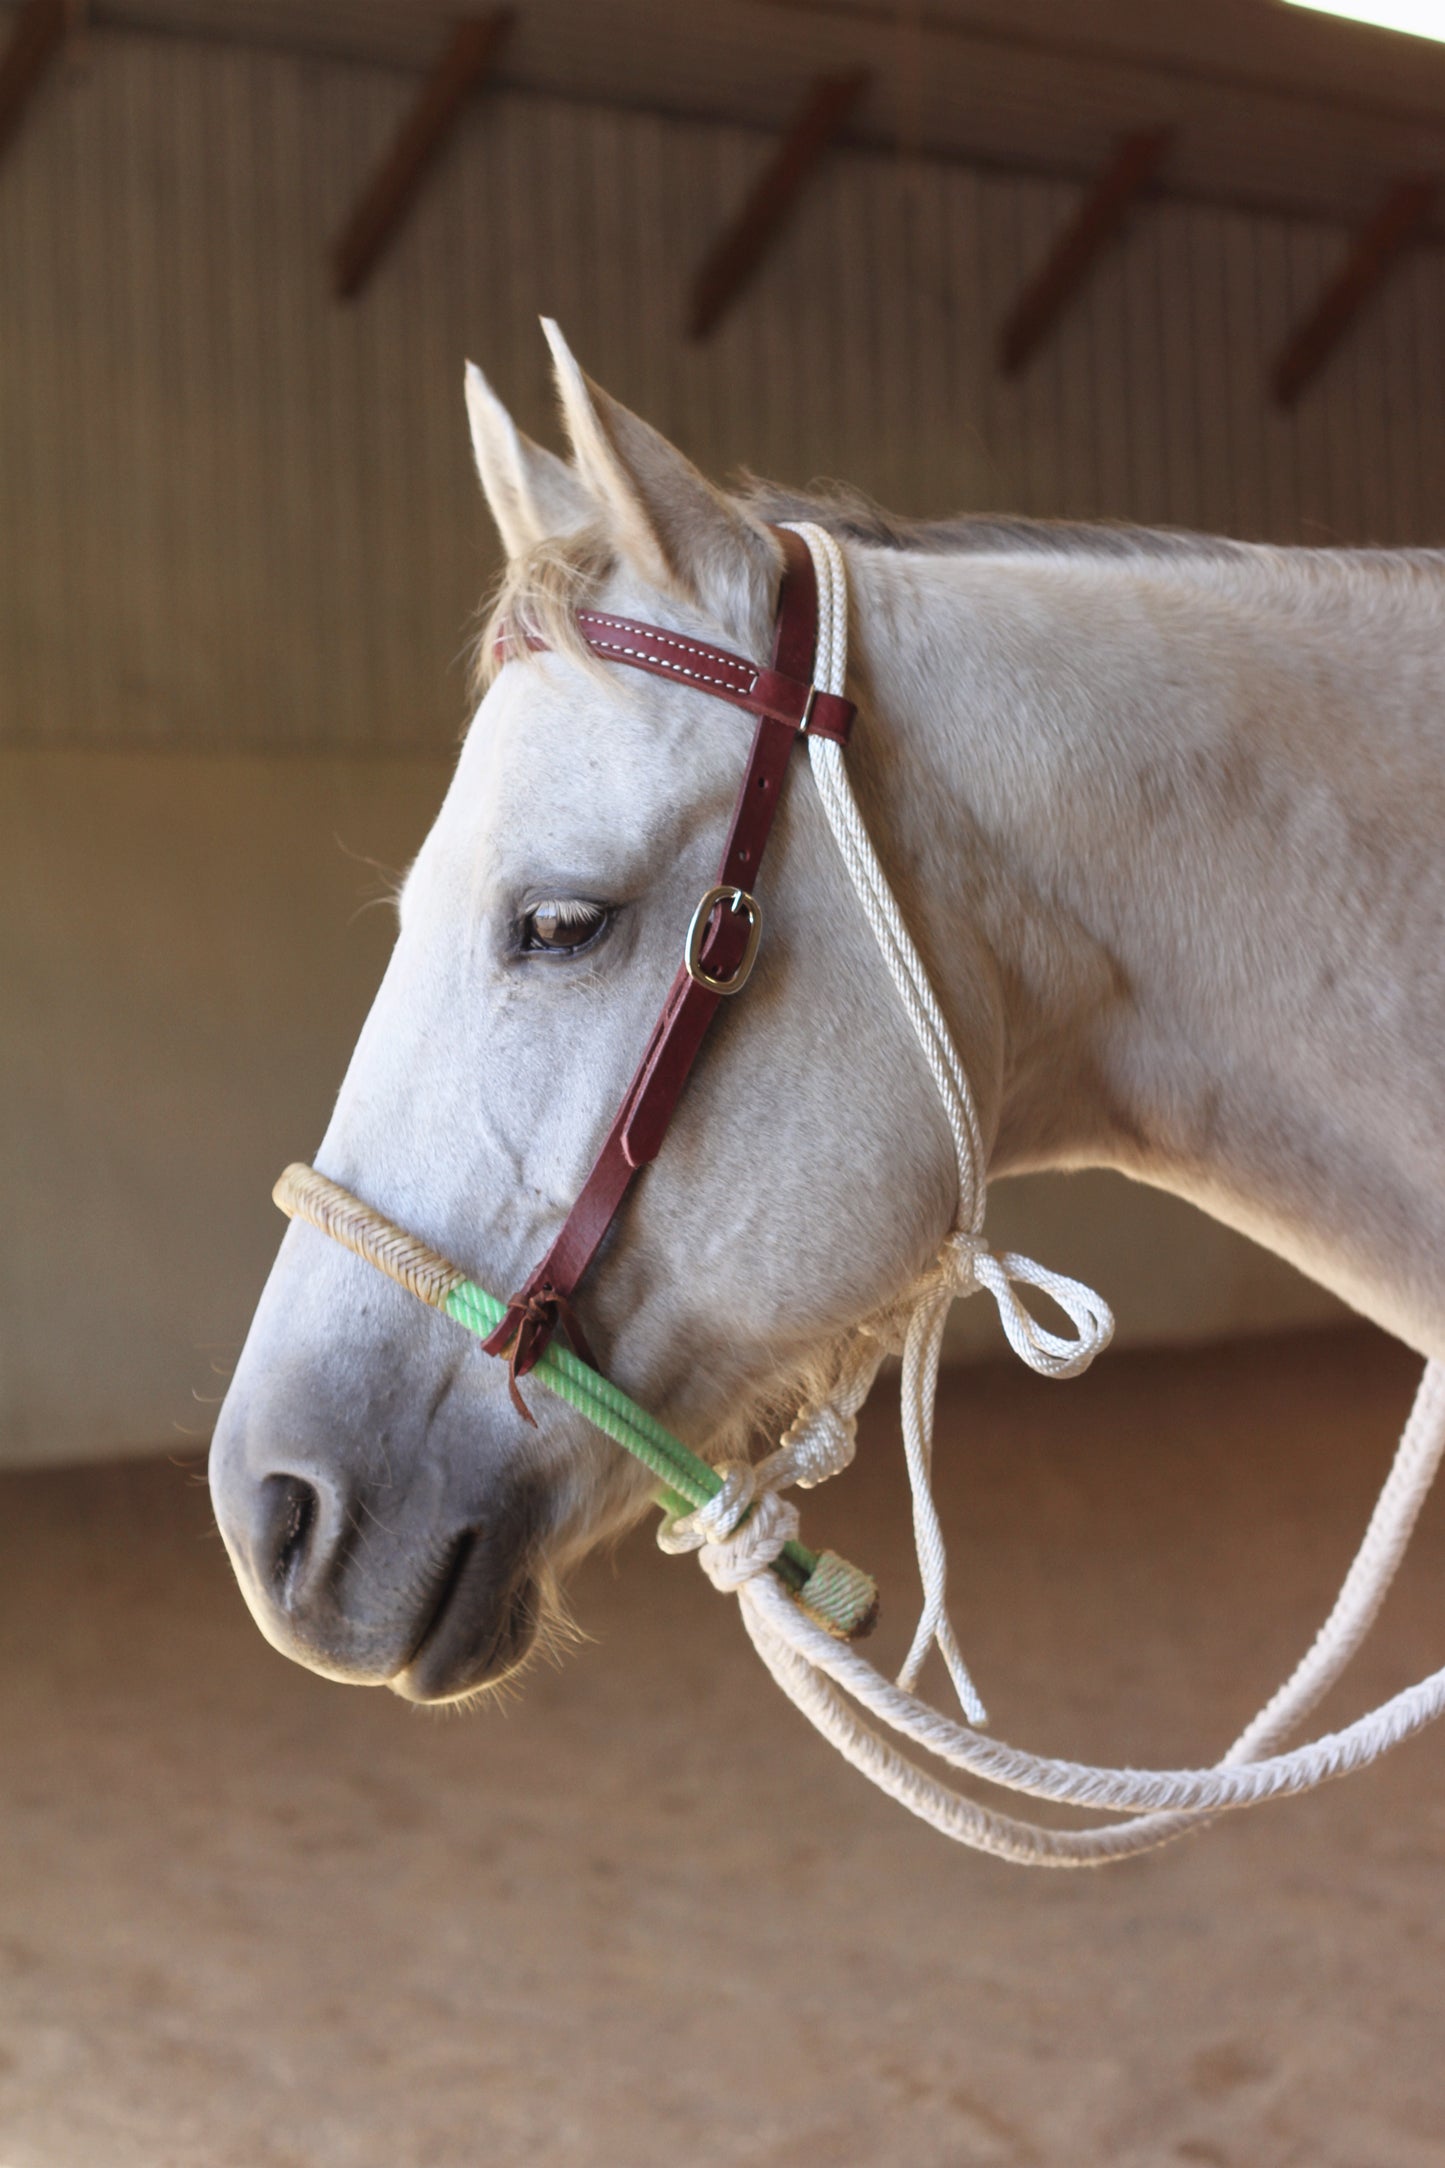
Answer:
687;68;870;341
0;0;70;174
1271;175;1437;406
757;0;1445;142
998;127;1172;378
332;9;512;302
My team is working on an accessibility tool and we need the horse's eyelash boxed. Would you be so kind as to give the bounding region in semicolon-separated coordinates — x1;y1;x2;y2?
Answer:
530;898;604;926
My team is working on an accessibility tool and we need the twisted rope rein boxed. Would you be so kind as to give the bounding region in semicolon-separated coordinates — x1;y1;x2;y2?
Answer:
276;522;1445;1866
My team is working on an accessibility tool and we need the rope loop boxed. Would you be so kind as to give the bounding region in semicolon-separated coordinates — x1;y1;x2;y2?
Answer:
945;1231;1115;1381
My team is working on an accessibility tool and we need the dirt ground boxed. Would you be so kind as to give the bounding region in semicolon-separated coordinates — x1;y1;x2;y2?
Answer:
2;1326;1443;2168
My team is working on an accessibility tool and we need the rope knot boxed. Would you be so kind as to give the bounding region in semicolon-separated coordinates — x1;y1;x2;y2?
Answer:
767;1401;858;1491
943;1228;991;1292
657;1460;800;1593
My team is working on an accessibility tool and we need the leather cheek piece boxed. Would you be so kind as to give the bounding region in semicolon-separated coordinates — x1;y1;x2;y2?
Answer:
483;525;839;1389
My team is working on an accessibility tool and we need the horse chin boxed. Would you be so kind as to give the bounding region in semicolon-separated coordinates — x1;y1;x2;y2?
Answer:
389;1549;545;1705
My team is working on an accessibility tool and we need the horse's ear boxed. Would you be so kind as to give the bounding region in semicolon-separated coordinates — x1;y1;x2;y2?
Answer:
541;319;781;646
464;361;596;559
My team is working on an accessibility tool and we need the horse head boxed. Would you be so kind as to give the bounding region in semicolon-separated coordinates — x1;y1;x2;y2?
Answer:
208;323;986;1703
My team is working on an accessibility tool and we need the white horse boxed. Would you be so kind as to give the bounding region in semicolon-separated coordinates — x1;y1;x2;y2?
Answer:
209;321;1445;1710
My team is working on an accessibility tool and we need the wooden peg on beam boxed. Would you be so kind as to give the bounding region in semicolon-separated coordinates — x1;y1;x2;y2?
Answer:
0;0;69;175
332;11;512;302
688;69;871;341
1271;176;1436;407
998;127;1172;378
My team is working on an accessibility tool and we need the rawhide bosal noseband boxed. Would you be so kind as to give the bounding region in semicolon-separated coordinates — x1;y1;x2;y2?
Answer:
480;527;855;1416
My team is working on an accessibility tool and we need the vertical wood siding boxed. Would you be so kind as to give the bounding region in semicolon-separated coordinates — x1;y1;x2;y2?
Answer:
2;29;1442;750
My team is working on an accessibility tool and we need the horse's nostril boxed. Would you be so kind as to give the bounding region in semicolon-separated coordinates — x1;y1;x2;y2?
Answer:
263;1473;320;1607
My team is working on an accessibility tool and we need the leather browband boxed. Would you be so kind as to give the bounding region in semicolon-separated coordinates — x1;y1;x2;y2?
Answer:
482;526;855;1417
567;612;855;742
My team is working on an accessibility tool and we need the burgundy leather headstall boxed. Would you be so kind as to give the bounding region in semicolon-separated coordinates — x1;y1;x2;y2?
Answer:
482;526;855;1417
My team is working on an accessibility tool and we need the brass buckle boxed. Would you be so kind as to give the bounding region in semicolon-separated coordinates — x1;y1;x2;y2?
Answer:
683;885;763;995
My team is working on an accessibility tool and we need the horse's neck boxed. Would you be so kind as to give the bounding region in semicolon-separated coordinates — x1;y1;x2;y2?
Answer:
848;541;1445;1360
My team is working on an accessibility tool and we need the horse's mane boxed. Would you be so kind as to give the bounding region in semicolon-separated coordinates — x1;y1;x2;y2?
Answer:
476;473;1443;695
736;475;1256;563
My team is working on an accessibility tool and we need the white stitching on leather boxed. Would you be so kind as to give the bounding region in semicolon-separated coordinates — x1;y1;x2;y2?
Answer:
582;637;756;696
580;613;749;668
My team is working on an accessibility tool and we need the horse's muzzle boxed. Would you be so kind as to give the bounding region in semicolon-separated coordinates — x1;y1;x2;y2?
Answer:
209;1410;545;1700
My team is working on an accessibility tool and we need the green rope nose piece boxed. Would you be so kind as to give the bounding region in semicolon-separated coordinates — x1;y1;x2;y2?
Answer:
272;1164;878;1641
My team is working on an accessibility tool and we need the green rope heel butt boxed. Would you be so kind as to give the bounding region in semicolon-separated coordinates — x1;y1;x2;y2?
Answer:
272;1164;878;1642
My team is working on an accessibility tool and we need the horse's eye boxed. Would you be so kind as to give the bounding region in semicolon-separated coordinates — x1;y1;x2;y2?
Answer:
519;899;609;956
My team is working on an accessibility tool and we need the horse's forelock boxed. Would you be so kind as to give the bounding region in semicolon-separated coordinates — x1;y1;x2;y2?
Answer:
471;522;617;703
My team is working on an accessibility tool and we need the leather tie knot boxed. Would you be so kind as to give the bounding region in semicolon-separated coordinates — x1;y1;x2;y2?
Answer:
481;1282;598;1424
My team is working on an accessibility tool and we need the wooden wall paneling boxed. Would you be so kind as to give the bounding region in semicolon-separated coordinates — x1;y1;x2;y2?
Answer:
0;35;49;733
1154;202;1200;533
1370;229;1419;546
1186;207;1235;541
1125;181;1168;524
1054;169;1101;518
944;164;994;516
1251;214;1301;543
892;167;928;518
817;141;862;491
908;166;946;512
869;157;918;510
977;171;1024;510
1081;173;1134;522
1220;210;1265;540
1353;226;1393;546
909;161;960;521
55;50;105;734
1013;176;1064;517
1045;170;1096;520
751;110;809;490
1321;225;1371;544
691;122;748;474
1412;246;1445;545
1286;221;1333;541
1012;175;1054;513
268;53;329;744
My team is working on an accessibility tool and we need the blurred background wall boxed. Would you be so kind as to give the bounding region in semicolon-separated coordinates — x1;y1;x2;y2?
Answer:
4;2;1444;1464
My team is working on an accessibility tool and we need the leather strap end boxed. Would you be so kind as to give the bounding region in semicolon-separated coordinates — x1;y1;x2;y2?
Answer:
480;1306;539;1424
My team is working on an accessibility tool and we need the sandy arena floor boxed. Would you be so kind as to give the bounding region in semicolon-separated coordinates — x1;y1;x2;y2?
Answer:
2;1326;1443;2168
